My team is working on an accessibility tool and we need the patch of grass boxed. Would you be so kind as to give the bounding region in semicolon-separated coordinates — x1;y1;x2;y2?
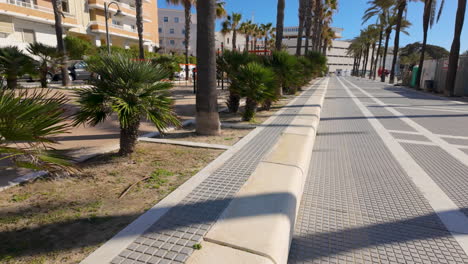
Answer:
193;243;202;250
10;193;30;202
224;137;234;141
145;168;173;189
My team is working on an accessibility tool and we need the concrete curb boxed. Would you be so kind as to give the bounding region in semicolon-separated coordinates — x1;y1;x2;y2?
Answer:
187;78;329;264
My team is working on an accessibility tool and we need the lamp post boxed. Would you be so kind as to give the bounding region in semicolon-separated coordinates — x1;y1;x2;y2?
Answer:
104;1;122;54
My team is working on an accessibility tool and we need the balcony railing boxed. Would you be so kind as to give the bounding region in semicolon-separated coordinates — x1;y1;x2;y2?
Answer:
89;22;150;37
2;0;74;17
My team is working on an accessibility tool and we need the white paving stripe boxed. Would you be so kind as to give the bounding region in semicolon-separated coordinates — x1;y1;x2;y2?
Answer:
344;78;468;171
336;77;468;256
395;139;438;146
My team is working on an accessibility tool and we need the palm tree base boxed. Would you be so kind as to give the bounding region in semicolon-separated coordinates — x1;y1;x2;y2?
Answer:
196;112;221;136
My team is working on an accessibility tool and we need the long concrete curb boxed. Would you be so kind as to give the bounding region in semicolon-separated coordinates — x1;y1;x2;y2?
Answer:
187;78;329;264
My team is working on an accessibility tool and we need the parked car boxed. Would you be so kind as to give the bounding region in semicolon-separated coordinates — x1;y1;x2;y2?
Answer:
53;61;94;81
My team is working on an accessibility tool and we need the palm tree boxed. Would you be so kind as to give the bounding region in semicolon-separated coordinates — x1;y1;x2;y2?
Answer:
216;1;227;18
251;24;260;51
445;0;466;96
221;13;242;50
74;54;179;156
296;0;307;55
260;23;274;54
195;0;221;135
304;0;315;54
240;20;254;52
0;89;73;173
231;62;276;121
389;0;407;84
27;43;59;88
0;46;34;89
268;50;300;95
416;0;445;88
166;0;195;80
136;0;145;59
51;0;70;86
275;0;286;50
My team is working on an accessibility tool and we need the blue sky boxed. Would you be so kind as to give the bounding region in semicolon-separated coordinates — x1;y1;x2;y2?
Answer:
158;0;468;52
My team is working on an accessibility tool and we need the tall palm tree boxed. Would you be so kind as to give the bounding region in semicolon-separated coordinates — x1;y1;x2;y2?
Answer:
312;0;323;51
240;20;254;52
27;43;59;88
51;0;70;86
260;23;274;54
136;0;145;59
0;46;34;89
304;0;315;54
74;54;179;156
196;0;221;135
252;24;260;51
275;0;285;50
221;13;242;50
296;0;307;55
389;0;407;84
445;0;466;96
166;0;195;80
416;0;445;88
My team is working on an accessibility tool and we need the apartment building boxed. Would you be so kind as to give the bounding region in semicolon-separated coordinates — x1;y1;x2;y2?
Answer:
0;0;159;51
158;8;196;55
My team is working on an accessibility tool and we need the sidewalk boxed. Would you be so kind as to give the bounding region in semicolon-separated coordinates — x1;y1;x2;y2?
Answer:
81;79;326;264
288;76;468;263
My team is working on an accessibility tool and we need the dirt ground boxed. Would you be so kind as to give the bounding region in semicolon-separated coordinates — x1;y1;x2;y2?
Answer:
0;143;222;264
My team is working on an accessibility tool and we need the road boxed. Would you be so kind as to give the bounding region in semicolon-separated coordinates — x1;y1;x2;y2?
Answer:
289;77;468;263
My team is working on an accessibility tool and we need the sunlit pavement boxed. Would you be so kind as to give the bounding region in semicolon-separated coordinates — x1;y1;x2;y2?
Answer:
289;76;468;263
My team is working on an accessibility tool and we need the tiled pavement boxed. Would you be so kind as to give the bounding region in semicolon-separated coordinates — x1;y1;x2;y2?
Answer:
110;80;325;264
289;77;468;263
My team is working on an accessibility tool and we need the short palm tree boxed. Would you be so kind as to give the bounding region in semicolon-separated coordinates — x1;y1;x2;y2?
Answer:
73;54;180;156
221;12;242;50
27;42;59;88
0;46;34;89
239;20;254;52
0;89;73;173
231;62;276;121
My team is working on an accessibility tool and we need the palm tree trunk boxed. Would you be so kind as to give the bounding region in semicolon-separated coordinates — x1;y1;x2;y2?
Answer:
362;45;369;78
41;66;48;88
51;0;70;87
264;36;268;55
374;27;383;80
184;2;191;81
381;29;391;82
196;0;221;135
245;35;250;52
304;0;313;54
445;0;466;96
6;77;17;89
312;0;321;51
390;1;406;84
296;0;306;56
233;28;237;50
369;42;376;79
136;0;144;59
353;56;358;76
119;120;140;156
416;0;433;88
357;51;362;76
243;97;257;121
275;0;285;50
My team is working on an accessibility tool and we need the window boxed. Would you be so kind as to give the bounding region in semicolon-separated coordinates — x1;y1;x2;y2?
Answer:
174;17;179;23
112;20;121;26
159;40;163;45
61;0;69;13
227;38;229;44
170;28;174;34
130;25;135;30
182;29;185;34
163;17;168;22
170;40;175;45
21;29;35;43
158;27;162;33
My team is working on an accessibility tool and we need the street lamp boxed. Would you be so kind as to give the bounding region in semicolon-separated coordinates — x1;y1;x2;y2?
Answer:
104;1;122;54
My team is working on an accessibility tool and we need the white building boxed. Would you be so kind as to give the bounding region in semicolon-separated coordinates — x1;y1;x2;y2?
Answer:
215;31;248;52
158;8;196;55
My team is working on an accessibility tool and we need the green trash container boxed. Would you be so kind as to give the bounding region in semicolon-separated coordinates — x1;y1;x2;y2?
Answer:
410;66;419;88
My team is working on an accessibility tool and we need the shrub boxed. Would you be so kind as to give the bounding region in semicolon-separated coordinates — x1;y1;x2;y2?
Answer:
230;62;276;121
267;51;301;95
0;46;34;89
64;36;96;59
151;55;180;80
74;54;180;156
27;42;60;88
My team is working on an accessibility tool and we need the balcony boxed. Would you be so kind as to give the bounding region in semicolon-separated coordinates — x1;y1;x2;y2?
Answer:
88;21;151;41
87;0;151;22
0;0;76;25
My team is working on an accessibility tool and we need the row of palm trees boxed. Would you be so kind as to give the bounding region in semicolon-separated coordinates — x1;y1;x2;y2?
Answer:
221;14;276;52
349;0;466;97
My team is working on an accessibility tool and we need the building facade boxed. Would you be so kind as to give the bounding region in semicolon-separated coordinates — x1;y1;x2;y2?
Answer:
0;0;159;51
158;8;196;55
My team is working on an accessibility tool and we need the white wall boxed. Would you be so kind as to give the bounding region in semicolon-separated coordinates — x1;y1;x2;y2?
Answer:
0;17;57;51
215;31;248;52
